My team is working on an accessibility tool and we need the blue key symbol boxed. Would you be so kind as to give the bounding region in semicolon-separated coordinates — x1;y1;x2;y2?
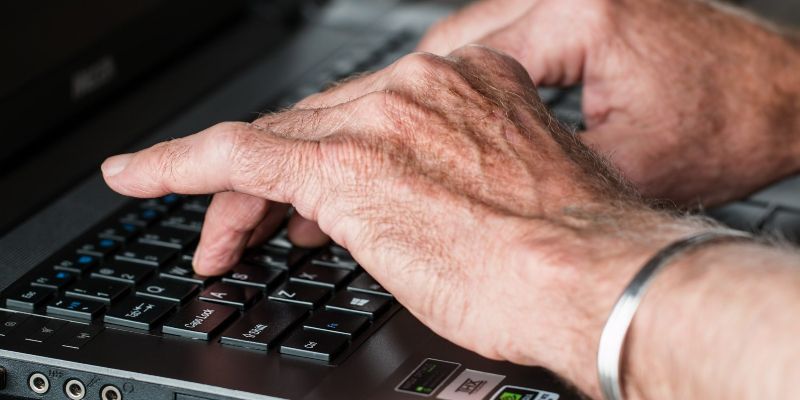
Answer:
142;209;157;219
163;194;178;203
68;301;82;310
78;255;93;264
122;223;136;232
327;323;339;329
100;239;115;248
56;272;70;280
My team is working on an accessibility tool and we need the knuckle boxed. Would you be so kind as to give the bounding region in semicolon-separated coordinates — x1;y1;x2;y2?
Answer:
447;43;496;60
392;51;450;80
210;121;260;162
451;44;525;76
207;121;263;182
208;121;252;144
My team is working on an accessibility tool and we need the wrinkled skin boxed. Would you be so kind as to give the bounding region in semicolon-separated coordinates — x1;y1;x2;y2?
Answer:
418;0;800;206
102;47;704;397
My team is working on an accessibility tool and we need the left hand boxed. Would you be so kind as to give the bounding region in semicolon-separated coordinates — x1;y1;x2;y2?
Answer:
417;0;800;206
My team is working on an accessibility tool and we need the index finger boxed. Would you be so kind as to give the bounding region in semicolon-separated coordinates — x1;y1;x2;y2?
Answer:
101;122;320;208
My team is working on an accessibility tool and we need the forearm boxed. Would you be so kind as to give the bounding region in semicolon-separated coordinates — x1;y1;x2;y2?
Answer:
718;0;800;184
625;241;800;399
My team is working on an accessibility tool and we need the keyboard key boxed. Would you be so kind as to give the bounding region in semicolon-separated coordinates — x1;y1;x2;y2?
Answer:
97;223;140;242
115;243;176;267
290;264;352;288
707;201;769;232
310;250;358;270
182;196;210;213
162;301;237;340
280;330;349;362
0;312;29;336
266;228;292;249
18;317;68;343
268;283;330;308
54;255;99;274
65;280;129;304
751;175;800;208
304;310;368;337
243;248;291;270
136;279;198;303
104;297;175;330
347;273;392;298
59;324;103;350
326;292;389;319
140;194;182;212
160;210;203;232
119;207;162;227
76;238;119;258
5;286;54;311
138;227;198;250
91;262;153;284
47;297;105;320
180;249;196;261
30;270;76;290
222;264;284;290
763;208;800;242
198;282;260;309
160;261;213;286
220;301;307;351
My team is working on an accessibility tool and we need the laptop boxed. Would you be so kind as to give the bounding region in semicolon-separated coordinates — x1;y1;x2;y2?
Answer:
0;1;798;399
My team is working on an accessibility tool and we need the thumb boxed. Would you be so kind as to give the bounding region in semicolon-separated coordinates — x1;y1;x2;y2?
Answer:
475;7;592;87
416;0;533;55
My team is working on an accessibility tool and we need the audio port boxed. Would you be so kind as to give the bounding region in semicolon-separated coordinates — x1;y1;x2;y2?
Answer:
101;385;123;400
65;379;86;400
28;373;50;394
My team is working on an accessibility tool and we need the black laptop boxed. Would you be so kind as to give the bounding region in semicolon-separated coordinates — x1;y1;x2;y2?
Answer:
0;1;798;400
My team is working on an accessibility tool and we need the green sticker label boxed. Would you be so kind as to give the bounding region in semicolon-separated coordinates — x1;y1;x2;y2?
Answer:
396;358;460;397
491;385;559;400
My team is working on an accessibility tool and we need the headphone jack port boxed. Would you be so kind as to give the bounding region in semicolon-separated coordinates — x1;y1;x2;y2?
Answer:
28;373;49;394
65;379;86;400
101;384;123;400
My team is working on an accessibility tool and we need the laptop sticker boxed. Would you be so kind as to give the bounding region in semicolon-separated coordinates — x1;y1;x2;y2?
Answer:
490;385;560;400
436;369;505;400
396;358;461;397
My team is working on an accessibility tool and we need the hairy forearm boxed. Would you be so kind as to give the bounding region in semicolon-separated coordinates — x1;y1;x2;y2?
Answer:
625;241;800;399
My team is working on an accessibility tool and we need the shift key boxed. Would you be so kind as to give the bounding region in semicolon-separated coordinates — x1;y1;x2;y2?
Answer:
162;301;237;340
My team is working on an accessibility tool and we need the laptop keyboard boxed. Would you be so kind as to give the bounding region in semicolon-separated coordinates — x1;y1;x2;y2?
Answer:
2;27;800;369
1;194;398;363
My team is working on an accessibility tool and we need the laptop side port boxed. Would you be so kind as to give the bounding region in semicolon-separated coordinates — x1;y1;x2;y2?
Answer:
65;379;87;400
28;372;49;394
0;367;6;390
101;384;123;400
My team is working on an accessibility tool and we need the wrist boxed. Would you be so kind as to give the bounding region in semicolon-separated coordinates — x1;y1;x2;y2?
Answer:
732;20;800;187
760;36;800;177
623;240;800;400
509;207;711;398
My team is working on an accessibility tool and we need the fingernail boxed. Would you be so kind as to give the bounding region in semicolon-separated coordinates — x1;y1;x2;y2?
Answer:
191;246;204;271
101;154;133;177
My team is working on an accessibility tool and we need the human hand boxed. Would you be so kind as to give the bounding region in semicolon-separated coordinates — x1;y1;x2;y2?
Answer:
418;0;800;205
102;46;704;397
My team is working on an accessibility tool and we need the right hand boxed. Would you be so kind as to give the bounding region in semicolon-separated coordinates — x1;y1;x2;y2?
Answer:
418;0;800;206
102;47;707;398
